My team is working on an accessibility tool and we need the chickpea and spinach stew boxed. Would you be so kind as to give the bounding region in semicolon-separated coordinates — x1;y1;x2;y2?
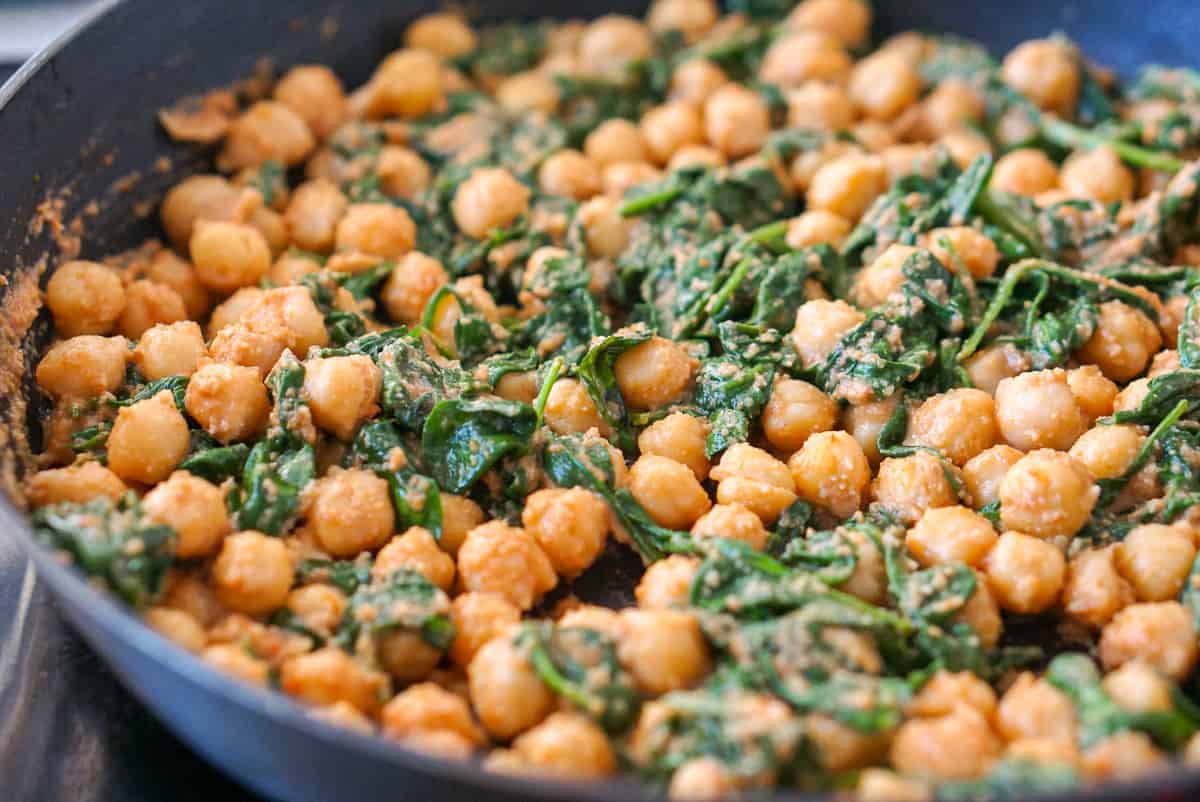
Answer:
23;0;1200;798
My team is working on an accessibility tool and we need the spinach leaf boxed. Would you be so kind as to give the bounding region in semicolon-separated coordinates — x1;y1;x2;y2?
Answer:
421;397;537;494
575;326;652;452
693;355;775;457
296;556;374;596
347;420;442;538
336;568;454;652
375;334;479;431
178;441;250;483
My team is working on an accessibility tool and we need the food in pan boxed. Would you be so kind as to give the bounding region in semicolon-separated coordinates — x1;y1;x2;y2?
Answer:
23;0;1200;798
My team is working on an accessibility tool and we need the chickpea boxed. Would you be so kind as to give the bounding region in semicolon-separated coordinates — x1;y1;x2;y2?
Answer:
1075;300;1162;383
603;161;662;197
786;209;852;250
807;152;887;221
668;757;741;800
1060;145;1135;203
283;179;347;254
1113;377;1152;415
939;129;993;169
906;389;997;465
159;174;241;250
373;527;455;591
141;249;210;321
636;555;700;609
493;70;560;114
991;148;1060;197
537;149;602;201
189;220;271;293
856;769;930;802
423;494;482;562
637;412;710;482
36;334;128;398
786;0;873;49
618;608;710;695
285;584;346;638
106;390;189;484
405;12;477;59
962;444;1023;508
333;202;416;260
1066;364;1118;422
303;469;393;557
211;531;293;616
665;145;724;172
640;101;705;166
142;471;230;559
185;361;270;443
849;51;922;122
994;369;1086;451
1001;39;1080;116
273;65;346;141
45;260;126;337
302;354;381;441
206;286;263;337
468;630;556;739
999;449;1097;538
220;101;315;171
710;444;798;525
510;712;616;778
629;454;713;530
365;49;444;119
448;592;521;668
690;503;769;551
791;298;864;369
203;643;270;685
889;704;1001;781
144;606;207;653
851;243;917;308
1100;601;1198;680
806;713;890;773
759;32;853;88
558;604;622;638
451;167;531;239
573;198;631;261
543;377;610;436
983;531;1066;614
921;226;999;280
703;84;771;159
375;252;447;326
1068;423;1143;481
578;15;653;81
871;451;961;525
27;461;128;507
647;0;718;43
786;82;856;132
995;672;1077;744
789;430;871;519
919;79;985;139
610;338;694;414
381;681;484;747
457;521;557;610
584;119;648;167
280;647;390;715
964;343;1028;396
521;487;610;579
1103;659;1173;714
132;321;206;380
761;378;837;453
670;59;728;106
1114;523;1196;602
1082;731;1167;781
907;670;996;721
907;506;998;569
1062;545;1134;629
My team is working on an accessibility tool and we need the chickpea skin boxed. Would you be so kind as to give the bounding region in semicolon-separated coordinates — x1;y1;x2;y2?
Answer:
190;220;272;293
448;592;521;668
1068;424;1144;480
849;51;922;121
27;462;128;507
1075;300;1162;383
962;444;1023;509
807;152;887;221
1100;601;1198;680
452;168;531;239
380;252;449;326
905;388;998;465
1067;364;1119;422
991;148;1061;197
704;84;771;159
220;101;315;171
334;203;416;260
640;101;705;166
543;378;610;436
871;451;961;525
468;630;556;739
212;531;293;616
710;444;798;525
1063;545;1136;629
303;354;381;440
789;430;871;519
762;378;837;453
614;336;696;411
1061;146;1135;204
538;149;603;201
617;608;710;695
142;471;230;559
381;681;485;747
365;49;443;119
284;179;348;254
1115;523;1197;602
1001;39;1080;116
921;226;1000;280
637;412;710;481
691;503;769;551
636;555;701;609
577;196;636;259
36;334;127;398
106;390;190;485
457;521;557;610
45;260;126;337
889;704;1002;781
583;119;648;167
907;505;998;569
280;647;390;716
521;488;610;579
133;321;207;380
374;527;456;591
273;64;346;140
629;454;713;530
983;531;1066;614
995;672;1077;744
512;712;617;778
994;369;1086;451
999;449;1098;538
305;469;394;558
786;82;856;132
184;361;270;444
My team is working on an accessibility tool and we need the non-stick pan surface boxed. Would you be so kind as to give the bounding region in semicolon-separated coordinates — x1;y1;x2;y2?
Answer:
2;2;1200;800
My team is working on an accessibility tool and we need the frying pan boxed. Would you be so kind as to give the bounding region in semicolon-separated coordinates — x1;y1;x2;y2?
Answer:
2;1;1199;800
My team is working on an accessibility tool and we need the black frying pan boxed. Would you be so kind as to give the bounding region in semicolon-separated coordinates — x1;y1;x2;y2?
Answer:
2;2;1200;800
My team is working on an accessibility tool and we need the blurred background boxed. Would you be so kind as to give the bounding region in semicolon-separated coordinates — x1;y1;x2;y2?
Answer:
0;2;91;81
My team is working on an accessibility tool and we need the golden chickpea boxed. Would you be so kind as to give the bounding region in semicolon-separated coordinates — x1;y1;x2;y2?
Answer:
141;249;209;320
184;361;269;443
666;142;730;170
305;469;393;558
889;704;1001;781
273;65;346;141
543;377;610;436
640;101;705;166
376;251;445;325
603;161;662;197
870;451;960;525
211;531;293;616
220;101;315;171
115;279;187;340
145;606;207;653
983;530;1066;614
362;148;427;204
618;608;710;695
636;555;700;609
1160;294;1190;347
511;712;617;778
629;454;713;530
647;0;718;43
994;368;1086;451
1115;523;1197;602
302;354;380;441
999;449;1097;538
1076;300;1162;383
283;179;347;254
786;81;856;132
106;390;189;485
430;494;482;560
704;84;771;159
849;51;922;121
955;572;1003;649
856;769;930;802
132;321;206;380
522;487;610;579
382;681;484;750
1067;364;1118;422
991;148;1061;197
334;203;416;260
159;174;241;251
807;152;887;221
1100;601;1198;680
27;462;128;507
908;670;997;720
578;15;653;81
206;286;262;338
538;149;602;201
668;757;741;800
583;119;649;167
995;672;1077;744
761;378;837;453
1149;349;1181;378
690;503;769;551
670;59;728;106
906;388;997;466
1063;545;1134;631
448;591;521;668
36;334;128;398
851;243;917;308
558;604;622;639
1113;377;1152;415
786;0;873;49
939;129;993;170
921;226;999;280
280;647;390;716
962;444;1023;508
203;643;270;685
1061;145;1135;203
376;627;443;686
468;629;556;739
365;49;444;119
452;167;531;239
1103;659;1173;713
405;12;477;58
142;471;230;559
759;32;853;88
710;443;797;525
189;220;271;293
789;430;871;519
495;70;561;114
374;527;456;591
907;506;998;569
637;412;710;481
805;712;890;773
919;79;985;139
1068;423;1143;480
1001;39;1080;116
964;343;1028;396
457;521;557;610
791;298;864;369
786;209;852;250
285;584;346;638
574;196;632;260
613;337;696;412
1082;731;1167;782
46;260;126;337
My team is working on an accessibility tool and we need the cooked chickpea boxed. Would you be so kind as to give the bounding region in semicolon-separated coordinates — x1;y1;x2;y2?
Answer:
983;531;1065;614
45;260;126;337
991;148;1060;197
36;334;127;398
1103;659;1173;713
404;12;477;59
804;712;890;773
376;252;446;325
612;336;696;412
789;430;871;519
142;471;230;559
543;377;610;436
1066;364;1118;422
690;503;769;551
636;555;700;609
203;643;270;685
578;15;653;81
285;584;346;638
365;49;444;119
558;605;622;638
1115;523;1197;602
374;527;455;590
849;51;922;121
495;70;561;114
206;286;262;337
1063;545;1135;629
220;101;315;171
382;681;485;754
448;592;521;668
618;608;710;695
574;196;632;259
786;0;872;48
907;669;997;720
919;79;984;139
889;704;1001;781
906;388;997;465
995;672;1077;744
786;81;856;132
452;167;531;239
160;174;241;250
212;531;293;616
1075;300;1162;383
791;298;864;369
1082;731;1168;781
538;149;602;200
939;129;993;169
870;451;960;525
27;461;128;507
842;396;898;466
1001;39;1080;116
1100;601;1198;680
283;179;347;253
704;84;771;159
106;390;190;484
602;160;662;196
962;444;1023;508
1068;423;1143;480
759;32;853;88
907;506;998;569
851;243;917;308
640;101;705;166
994;369;1086;451
145;606;207;653
668;757;741;800
133;321;206;380
522;487;610;578
333;202;416;260
301;471;391;559
647;0;718;43
457;521;557;610
807;152;887;221
189;220;271;293
511;712;616;778
584;119;648;166
468;630;556;739
786;209;852;249
1061;146;1135;204
302;354;381;440
710;443;797;525
761;378;837;453
670;59;728;106
637;412;710;481
115;279;187;340
280;647;389;715
856;769;930;802
922;226;999;280
964;343;1028;396
273;65;346;140
185;361;269;443
999;449;1097;538
629;454;713;530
